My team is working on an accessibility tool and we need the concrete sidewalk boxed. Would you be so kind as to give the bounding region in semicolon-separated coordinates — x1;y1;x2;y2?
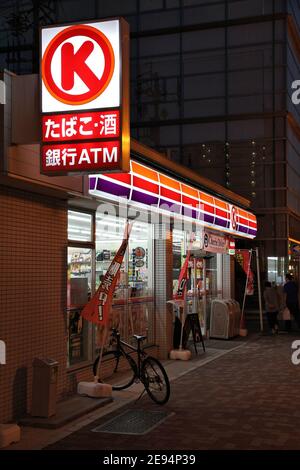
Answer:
41;332;300;451
1;336;247;450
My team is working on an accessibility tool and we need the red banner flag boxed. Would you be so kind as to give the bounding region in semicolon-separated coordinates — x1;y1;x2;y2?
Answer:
81;222;132;325
235;249;254;295
174;234;195;302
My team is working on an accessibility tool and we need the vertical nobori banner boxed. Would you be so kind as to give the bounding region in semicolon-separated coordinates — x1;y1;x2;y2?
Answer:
174;234;195;302
81;222;132;325
235;249;254;295
40;18;130;175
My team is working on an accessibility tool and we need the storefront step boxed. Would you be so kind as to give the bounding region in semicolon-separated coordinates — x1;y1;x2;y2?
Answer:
18;395;113;429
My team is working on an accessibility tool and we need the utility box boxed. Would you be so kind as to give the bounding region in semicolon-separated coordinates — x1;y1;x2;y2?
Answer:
31;358;58;418
210;299;241;339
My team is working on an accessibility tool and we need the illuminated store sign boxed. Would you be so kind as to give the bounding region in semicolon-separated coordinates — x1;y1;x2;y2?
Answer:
42;141;120;173
40;19;130;175
42;110;120;142
89;160;257;239
203;230;228;253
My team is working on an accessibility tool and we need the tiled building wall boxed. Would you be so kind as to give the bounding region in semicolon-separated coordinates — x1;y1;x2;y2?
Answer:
0;186;68;423
222;254;234;300
154;224;173;359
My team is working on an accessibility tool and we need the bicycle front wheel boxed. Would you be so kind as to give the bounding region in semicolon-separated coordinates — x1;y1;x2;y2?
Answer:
141;356;170;405
93;351;136;391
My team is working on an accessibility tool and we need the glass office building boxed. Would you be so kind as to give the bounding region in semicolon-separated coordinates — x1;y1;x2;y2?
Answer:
0;0;298;279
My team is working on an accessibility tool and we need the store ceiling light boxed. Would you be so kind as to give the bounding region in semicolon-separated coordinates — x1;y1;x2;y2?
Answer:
68;212;92;222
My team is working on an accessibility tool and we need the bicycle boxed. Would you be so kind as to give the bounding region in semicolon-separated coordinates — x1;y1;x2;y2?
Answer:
93;328;170;405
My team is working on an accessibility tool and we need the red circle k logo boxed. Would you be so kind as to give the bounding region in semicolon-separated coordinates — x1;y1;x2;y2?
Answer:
42;24;115;105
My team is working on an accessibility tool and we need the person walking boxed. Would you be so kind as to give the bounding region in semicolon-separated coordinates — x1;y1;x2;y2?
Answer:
283;273;300;330
263;281;279;334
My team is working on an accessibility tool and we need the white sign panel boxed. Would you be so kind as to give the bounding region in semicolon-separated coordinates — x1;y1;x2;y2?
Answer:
0;340;6;365
203;230;228;254
41;20;120;112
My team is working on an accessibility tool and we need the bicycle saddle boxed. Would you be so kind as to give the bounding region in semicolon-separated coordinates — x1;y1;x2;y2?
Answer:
133;334;147;341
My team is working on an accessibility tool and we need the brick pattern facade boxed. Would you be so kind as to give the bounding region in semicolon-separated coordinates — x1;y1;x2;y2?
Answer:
0;186;234;422
154;224;173;359
0;187;162;422
0;186;68;422
222;254;232;299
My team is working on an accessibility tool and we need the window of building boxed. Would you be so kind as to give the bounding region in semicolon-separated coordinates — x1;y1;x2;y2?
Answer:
67;247;92;366
267;256;286;285
67;209;155;367
68;210;93;242
95;214;155;349
67;210;94;367
172;228;224;334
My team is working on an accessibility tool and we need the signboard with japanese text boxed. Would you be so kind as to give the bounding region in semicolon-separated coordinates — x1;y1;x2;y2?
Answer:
81;222;132;325
40;18;130;175
42;141;120;172
42;110;120;142
202;230;228;254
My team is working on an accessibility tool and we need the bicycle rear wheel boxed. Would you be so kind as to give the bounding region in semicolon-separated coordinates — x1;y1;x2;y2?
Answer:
93;351;136;390
141;356;170;405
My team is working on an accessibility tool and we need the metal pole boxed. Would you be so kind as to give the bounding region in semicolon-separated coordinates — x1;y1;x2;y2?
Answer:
203;257;207;336
255;247;264;332
179;289;186;351
194;256;197;314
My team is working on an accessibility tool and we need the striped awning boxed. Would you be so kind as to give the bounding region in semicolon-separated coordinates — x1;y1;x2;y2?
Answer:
89;160;257;239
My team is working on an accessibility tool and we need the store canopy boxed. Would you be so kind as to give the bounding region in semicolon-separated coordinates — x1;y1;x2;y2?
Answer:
89;159;257;240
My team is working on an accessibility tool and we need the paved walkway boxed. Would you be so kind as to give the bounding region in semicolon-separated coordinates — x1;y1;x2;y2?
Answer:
3;333;300;451
40;332;300;451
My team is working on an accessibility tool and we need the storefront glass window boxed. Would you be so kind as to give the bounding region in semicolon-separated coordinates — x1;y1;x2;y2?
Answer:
68;210;93;242
67;246;92;366
267;257;285;285
96;215;127;340
95;214;154;348
172;229;185;293
172;229;207;332
172;228;222;335
204;253;218;323
128;222;154;343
